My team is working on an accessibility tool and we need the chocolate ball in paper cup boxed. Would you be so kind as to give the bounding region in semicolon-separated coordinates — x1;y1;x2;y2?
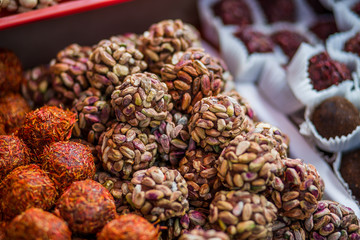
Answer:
345;75;360;109
309;15;339;42
334;150;360;205
300;95;360;152
217;23;286;83
287;43;356;107
334;0;360;31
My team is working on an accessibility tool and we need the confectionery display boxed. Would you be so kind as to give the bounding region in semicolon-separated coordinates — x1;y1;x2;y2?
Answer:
1;0;360;238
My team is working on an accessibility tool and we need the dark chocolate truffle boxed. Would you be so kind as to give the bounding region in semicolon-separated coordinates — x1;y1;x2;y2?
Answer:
352;2;360;16
344;32;360;57
311;96;360;139
310;17;338;41
258;0;296;23
340;149;360;202
213;0;252;26
271;30;309;59
305;0;331;14
308;52;352;91
234;28;274;54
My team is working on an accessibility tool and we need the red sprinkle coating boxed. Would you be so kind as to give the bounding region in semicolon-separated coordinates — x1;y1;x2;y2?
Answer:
97;214;160;240
308;52;352;91
0;164;58;221
6;208;71;240
0;135;31;180
55;179;116;235
17;106;76;156
41;141;96;193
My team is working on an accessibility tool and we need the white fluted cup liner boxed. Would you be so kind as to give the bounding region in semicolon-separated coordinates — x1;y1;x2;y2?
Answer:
197;0;265;47
258;60;304;114
333;151;360;205
300;102;360;152
294;0;318;26
217;23;286;83
346;72;360;109
334;0;360;31
327;27;360;61
287;43;354;107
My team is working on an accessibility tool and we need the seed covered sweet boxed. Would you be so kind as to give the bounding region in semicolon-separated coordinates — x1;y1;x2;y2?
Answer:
99;122;157;179
0;164;57;221
216;132;283;193
41;141;96;192
305;200;360;240
209;190;278;239
272;216;307;240
161;48;230;113
140;19;200;74
0;93;31;134
18;106;76;155
87;38;147;97
179;229;230;240
55;179;116;235
22;64;58;109
6;208;71;240
97;214;160;240
111;72;171;128
270;158;324;220
50;43;93;105
71;87;112;145
153;111;190;166
0;135;31;180
188;95;250;153
126;166;189;222
179;140;222;208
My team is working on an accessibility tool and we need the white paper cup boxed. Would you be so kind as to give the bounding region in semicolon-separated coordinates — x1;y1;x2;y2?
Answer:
334;0;360;31
327;26;360;61
258;59;304;114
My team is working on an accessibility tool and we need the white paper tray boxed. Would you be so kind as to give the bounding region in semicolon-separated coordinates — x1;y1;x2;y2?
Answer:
235;83;360;217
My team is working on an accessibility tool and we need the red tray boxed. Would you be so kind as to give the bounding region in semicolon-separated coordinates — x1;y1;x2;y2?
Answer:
0;0;131;30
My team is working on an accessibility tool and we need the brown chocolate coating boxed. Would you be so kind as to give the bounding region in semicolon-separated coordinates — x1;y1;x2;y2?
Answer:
258;0;296;23
340;149;360;202
311;96;360;139
344;33;360;57
234;28;274;54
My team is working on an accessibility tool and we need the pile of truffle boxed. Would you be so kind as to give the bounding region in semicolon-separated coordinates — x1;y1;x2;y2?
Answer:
0;19;360;240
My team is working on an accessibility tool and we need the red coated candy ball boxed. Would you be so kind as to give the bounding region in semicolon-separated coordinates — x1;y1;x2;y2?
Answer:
41;141;96;193
17;106;76;156
0;93;31;134
6;208;71;240
0;49;24;96
97;214;160;240
55;179;116;235
0;135;31;180
0;164;58;221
